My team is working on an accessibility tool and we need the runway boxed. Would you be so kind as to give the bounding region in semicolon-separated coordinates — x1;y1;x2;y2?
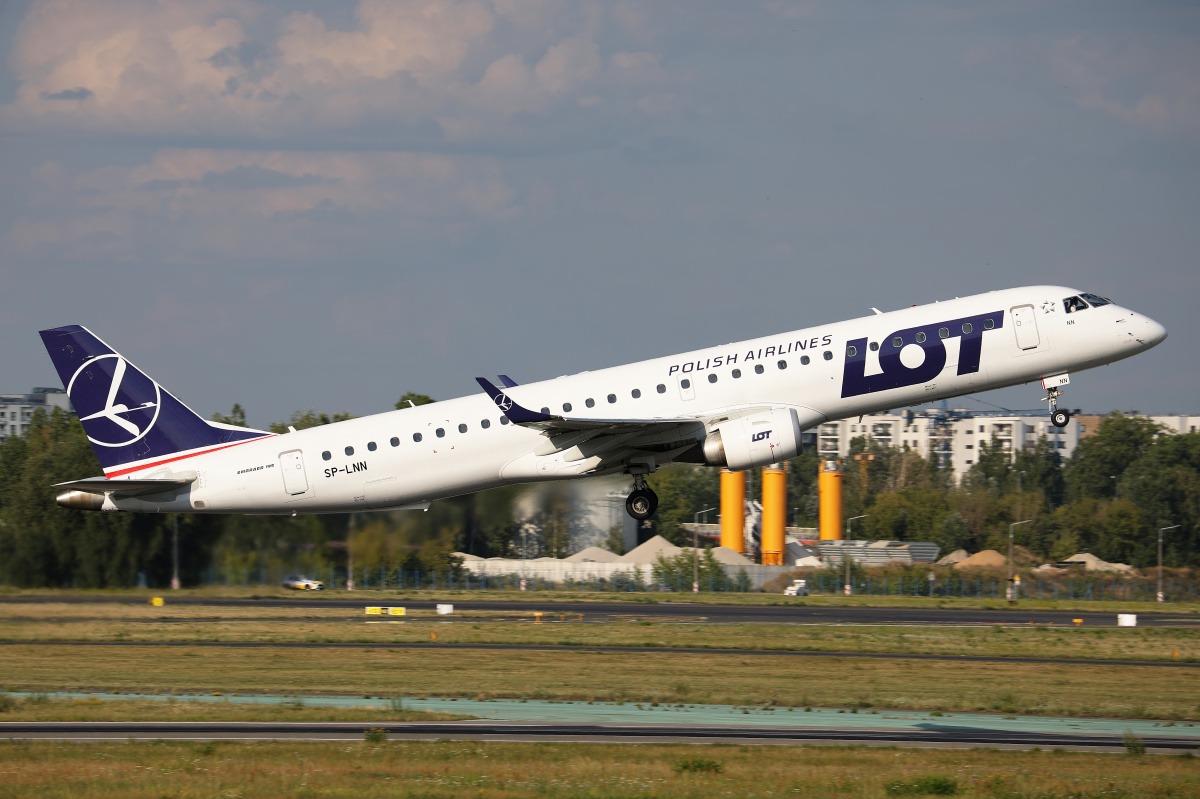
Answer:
3;639;1195;667
2;720;1195;751
3;596;1196;627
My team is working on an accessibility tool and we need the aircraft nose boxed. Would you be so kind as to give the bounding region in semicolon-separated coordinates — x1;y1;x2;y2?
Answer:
1141;315;1167;347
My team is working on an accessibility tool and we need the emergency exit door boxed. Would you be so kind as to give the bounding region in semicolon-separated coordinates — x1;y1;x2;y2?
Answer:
279;450;309;495
1010;305;1040;350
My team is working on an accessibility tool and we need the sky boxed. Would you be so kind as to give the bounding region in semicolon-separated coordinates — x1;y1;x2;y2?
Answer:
1;0;1197;429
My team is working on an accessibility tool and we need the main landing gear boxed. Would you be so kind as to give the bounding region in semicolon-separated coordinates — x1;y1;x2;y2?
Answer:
625;474;659;520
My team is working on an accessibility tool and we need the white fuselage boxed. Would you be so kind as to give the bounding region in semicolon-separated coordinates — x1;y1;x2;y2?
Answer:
104;286;1165;514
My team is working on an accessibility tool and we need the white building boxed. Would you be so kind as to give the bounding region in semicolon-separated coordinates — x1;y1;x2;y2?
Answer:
816;407;1080;481
0;388;72;441
815;407;1200;480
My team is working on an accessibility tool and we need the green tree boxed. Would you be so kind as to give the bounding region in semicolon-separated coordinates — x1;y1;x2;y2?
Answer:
210;403;247;427
1066;413;1162;500
395;392;436;409
268;409;355;434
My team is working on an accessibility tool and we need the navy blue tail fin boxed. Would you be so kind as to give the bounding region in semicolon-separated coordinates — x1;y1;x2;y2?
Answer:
39;325;270;475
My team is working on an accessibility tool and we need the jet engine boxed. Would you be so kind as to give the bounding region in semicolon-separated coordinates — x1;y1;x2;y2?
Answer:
702;407;807;471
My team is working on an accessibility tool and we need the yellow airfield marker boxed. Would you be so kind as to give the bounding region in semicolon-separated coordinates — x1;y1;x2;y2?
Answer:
150;597;164;607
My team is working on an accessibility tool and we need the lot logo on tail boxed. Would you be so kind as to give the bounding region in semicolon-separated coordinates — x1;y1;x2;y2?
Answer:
67;354;162;447
841;311;1005;399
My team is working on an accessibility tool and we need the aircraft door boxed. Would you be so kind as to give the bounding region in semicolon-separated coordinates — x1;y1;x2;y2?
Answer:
279;450;309;495
678;376;696;401
1010;305;1040;350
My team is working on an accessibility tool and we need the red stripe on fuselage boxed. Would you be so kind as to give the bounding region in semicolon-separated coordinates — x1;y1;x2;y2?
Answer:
104;435;276;478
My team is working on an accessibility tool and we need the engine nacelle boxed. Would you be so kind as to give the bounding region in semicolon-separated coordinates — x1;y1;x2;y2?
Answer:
702;407;807;471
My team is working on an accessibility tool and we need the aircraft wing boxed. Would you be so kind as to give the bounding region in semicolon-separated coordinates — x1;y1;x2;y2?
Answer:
474;377;698;434
53;476;195;497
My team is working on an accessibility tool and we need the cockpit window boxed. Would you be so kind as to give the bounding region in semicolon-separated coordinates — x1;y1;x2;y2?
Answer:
1079;293;1111;307
1063;296;1089;313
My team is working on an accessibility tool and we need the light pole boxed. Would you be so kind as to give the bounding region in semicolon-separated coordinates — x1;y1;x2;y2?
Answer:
170;513;178;587
1008;520;1031;602
844;514;868;595
693;507;717;591
1158;525;1179;603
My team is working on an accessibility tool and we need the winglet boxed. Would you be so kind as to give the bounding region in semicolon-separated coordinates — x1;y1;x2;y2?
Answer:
475;377;553;424
497;375;518;388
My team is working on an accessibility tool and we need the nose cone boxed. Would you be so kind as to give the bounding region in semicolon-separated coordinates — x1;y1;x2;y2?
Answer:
1142;316;1168;348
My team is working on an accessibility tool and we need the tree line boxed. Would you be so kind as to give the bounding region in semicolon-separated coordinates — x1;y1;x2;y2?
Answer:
1;405;1197;588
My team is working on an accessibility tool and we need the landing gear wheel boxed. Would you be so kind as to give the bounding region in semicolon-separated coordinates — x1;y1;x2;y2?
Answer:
1051;409;1071;429
626;488;659;520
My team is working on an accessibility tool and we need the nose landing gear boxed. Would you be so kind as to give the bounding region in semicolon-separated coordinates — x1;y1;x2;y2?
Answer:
625;474;659;520
1041;374;1072;429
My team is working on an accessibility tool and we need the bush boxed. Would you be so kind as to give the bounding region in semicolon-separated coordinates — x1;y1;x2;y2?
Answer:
674;757;723;775
0;693;15;713
363;728;388;743
884;774;958;795
1123;730;1146;756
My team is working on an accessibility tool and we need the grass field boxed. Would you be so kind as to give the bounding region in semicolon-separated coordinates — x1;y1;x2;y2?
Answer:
3;643;1197;719
0;694;467;723
0;740;1195;798
1;609;1197;663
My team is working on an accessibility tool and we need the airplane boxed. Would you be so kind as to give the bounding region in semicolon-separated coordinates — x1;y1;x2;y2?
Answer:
43;286;1166;521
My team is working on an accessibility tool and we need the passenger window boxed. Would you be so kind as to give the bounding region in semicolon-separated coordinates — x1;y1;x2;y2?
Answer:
823;351;832;361
962;322;973;334
777;360;787;369
322;451;331;461
540;407;549;414
367;441;377;451
984;318;994;329
345;446;354;456
938;328;949;339
708;374;717;383
413;432;422;442
800;355;810;365
585;398;595;408
458;423;467;433
754;364;765;374
563;403;573;412
607;394;616;403
435;428;445;438
681;378;691;389
732;369;742;378
893;336;903;347
915;332;926;343
846;345;857;357
869;341;879;351
481;419;490;429
631;389;641;398
1063;296;1089;313
656;384;666;394
500;417;509;425
390;437;399;447
1080;292;1110;307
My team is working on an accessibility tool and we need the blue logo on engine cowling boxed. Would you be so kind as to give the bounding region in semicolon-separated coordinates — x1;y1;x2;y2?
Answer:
751;429;772;442
841;311;1004;399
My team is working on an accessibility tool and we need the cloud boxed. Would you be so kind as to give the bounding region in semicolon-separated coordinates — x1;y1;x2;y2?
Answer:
38;87;93;100
1048;34;1200;137
7;148;519;262
1;0;678;146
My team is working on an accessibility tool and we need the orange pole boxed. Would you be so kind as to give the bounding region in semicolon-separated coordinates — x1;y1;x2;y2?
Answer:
719;469;745;553
761;464;787;565
819;460;843;541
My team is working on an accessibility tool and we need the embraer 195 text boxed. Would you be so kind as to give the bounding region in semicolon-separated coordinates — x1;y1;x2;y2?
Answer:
44;286;1166;520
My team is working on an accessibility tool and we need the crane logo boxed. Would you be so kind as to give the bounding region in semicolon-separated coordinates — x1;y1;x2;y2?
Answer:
494;393;514;412
67;354;162;447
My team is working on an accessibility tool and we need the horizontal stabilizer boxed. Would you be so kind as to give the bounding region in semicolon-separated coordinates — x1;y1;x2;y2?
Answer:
53;476;195;497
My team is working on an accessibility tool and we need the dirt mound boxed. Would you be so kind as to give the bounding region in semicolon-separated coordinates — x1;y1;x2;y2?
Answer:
953;549;1006;570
